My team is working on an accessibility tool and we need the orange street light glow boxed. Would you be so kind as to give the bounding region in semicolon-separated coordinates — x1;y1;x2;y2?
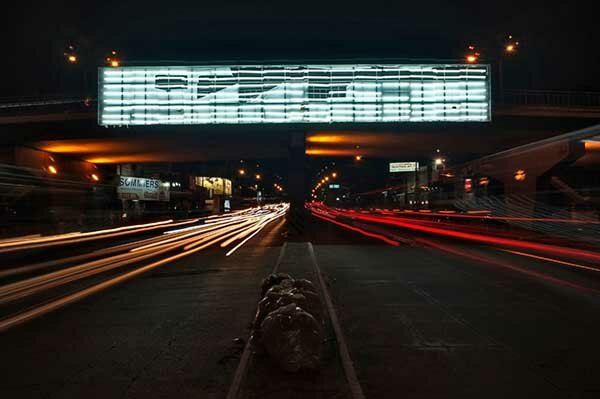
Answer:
47;165;58;174
466;55;477;63
67;55;77;63
584;141;600;151
514;169;526;181
110;60;120;67
355;155;363;161
91;173;100;182
306;135;345;143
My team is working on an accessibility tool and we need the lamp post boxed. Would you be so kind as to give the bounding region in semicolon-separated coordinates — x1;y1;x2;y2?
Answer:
466;36;520;104
498;35;520;104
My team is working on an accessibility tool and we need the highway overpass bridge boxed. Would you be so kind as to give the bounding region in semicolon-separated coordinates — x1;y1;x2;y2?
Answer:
1;92;600;165
1;64;599;208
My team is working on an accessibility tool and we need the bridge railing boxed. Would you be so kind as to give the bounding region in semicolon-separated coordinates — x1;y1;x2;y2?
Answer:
2;90;600;116
502;89;600;109
0;95;96;119
0;95;95;109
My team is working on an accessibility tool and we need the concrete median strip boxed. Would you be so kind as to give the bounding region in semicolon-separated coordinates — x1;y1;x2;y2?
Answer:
226;242;288;399
227;241;365;399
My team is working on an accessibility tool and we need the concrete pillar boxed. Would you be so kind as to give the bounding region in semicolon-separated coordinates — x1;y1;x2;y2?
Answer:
288;131;306;208
287;131;307;236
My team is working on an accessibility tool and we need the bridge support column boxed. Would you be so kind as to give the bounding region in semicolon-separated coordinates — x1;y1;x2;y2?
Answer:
287;131;307;235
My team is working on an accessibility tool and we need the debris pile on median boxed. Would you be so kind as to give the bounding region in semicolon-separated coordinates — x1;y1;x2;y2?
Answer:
254;273;323;372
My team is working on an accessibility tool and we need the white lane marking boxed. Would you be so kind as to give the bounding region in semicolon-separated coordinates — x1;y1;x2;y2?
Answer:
496;248;600;273
308;242;366;399
273;241;288;273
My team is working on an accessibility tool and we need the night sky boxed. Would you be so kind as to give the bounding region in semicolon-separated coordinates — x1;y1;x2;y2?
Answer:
3;0;599;97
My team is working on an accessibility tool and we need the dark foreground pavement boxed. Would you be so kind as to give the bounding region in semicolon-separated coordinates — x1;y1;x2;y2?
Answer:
2;214;600;399
312;218;600;399
0;219;286;399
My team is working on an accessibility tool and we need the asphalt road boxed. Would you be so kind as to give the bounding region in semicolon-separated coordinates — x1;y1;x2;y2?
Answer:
310;215;600;399
2;212;600;398
0;218;286;399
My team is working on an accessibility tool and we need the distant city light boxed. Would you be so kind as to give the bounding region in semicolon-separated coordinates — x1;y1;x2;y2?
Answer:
355;155;363;161
504;35;519;54
90;173;100;182
47;165;58;175
464;178;473;193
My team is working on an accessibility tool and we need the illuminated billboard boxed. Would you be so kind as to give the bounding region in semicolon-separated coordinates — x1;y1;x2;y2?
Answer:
99;64;490;126
194;177;232;196
117;176;170;201
390;161;419;173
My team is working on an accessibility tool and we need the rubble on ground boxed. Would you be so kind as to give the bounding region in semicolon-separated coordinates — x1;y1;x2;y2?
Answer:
260;303;322;372
254;274;324;372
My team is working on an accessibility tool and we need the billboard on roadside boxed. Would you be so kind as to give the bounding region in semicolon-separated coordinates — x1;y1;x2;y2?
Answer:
194;177;232;196
99;64;491;126
117;176;170;201
390;162;419;173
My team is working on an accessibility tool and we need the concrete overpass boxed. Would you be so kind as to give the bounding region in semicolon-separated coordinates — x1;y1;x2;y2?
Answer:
1;89;600;165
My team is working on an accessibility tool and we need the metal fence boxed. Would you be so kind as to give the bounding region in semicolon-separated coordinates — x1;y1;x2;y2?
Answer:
502;89;600;108
0;95;96;119
2;89;600;116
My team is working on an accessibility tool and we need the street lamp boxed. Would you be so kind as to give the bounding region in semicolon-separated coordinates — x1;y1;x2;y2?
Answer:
332;172;337;178
238;169;246;176
47;165;58;175
64;45;78;64
514;169;526;181
498;35;520;102
504;35;519;54
355;155;362;161
106;50;120;68
255;173;261;180
465;45;480;64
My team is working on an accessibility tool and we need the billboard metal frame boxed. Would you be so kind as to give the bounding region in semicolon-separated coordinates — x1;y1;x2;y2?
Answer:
98;64;491;126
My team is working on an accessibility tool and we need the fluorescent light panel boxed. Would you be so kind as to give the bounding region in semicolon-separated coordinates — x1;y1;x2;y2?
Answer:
98;64;491;125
